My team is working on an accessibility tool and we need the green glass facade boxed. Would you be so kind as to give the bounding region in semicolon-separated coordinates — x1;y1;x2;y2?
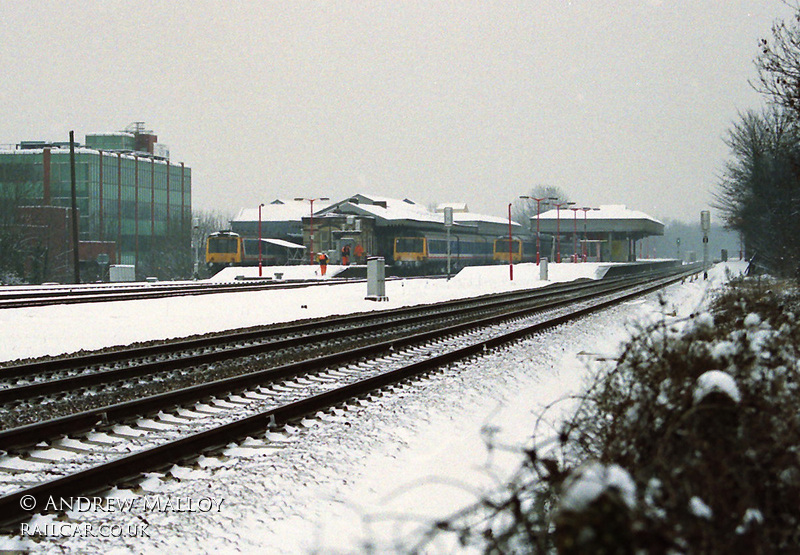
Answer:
0;145;191;267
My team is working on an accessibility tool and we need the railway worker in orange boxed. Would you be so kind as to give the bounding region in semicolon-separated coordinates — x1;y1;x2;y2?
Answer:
354;243;364;264
317;252;329;276
341;244;351;266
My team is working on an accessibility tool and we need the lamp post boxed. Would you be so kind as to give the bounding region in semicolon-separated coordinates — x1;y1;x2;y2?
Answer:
580;207;590;261
295;197;330;264
554;201;575;263
531;196;558;265
508;203;514;281
570;207;581;262
258;203;265;276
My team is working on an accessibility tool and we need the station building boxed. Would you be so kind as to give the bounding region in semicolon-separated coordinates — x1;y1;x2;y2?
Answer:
534;204;664;263
0;123;192;282
307;193;523;263
230;199;333;245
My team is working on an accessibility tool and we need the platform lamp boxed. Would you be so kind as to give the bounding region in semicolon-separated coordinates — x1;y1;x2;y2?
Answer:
258;203;265;276
508;203;514;281
570;207;581;262
554;201;575;263
294;197;330;264
580;207;598;261
531;196;558;265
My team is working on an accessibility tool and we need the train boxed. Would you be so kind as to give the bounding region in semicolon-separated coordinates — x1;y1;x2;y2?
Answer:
206;231;305;275
393;233;555;272
393;233;493;270
208;228;556;276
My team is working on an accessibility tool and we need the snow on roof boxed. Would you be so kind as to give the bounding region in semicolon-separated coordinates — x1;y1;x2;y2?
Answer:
262;238;305;250
326;193;442;224
338;193;523;226
233;199;334;222
436;202;469;212
453;212;521;226
335;194;515;227
0;146;176;165
86;132;135;137
538;204;663;225
345;200;443;224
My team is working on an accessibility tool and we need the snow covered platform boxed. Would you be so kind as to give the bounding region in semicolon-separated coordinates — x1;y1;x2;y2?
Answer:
600;259;683;278
209;264;355;282
210;259;683;284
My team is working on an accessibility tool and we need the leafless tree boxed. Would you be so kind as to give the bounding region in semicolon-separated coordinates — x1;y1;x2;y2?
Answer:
715;108;800;276
754;3;800;117
511;185;569;228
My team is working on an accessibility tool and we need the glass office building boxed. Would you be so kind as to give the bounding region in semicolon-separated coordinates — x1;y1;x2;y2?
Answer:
0;127;191;271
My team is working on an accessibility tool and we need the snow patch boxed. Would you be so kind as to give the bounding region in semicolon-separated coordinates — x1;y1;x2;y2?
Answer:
693;370;741;404
744;313;761;328
689;496;713;519
559;461;637;512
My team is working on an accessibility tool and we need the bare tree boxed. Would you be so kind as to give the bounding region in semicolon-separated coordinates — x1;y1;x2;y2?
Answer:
715;108;800;276
754;5;800;117
511;185;569;227
136;209;231;280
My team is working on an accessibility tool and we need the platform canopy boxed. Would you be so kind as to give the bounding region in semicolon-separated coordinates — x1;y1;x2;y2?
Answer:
534;204;663;238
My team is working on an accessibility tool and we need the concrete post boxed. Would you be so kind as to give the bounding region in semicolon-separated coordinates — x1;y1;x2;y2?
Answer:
366;256;388;301
539;257;549;281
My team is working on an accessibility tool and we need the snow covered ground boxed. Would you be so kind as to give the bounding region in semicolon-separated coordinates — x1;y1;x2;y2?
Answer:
0;261;745;553
1;262;608;363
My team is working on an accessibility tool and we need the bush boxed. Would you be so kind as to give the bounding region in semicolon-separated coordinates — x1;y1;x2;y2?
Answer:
422;278;800;553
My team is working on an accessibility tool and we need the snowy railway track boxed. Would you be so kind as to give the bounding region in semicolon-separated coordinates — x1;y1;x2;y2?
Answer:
0;277;367;309
0;266;700;528
0;273;452;310
0;275;637;410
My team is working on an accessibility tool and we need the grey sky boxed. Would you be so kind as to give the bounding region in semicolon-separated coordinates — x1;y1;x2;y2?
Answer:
1;1;792;223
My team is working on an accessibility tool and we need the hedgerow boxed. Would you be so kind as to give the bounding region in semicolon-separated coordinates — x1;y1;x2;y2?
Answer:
419;277;800;553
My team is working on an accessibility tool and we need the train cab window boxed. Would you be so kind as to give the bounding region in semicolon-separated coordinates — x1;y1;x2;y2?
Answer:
495;240;519;253
208;236;239;254
396;237;425;253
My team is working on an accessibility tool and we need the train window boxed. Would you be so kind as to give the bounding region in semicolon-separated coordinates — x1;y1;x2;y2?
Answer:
396;237;424;253
495;240;519;252
208;236;239;254
428;240;445;254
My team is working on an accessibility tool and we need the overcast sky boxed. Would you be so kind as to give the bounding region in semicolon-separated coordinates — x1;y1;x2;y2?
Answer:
1;1;793;223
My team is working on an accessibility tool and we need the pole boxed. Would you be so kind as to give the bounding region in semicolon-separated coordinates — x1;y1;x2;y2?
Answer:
508;203;513;281
533;197;545;265
556;206;561;263
309;199;315;264
295;197;330;264
446;224;451;279
581;208;589;261
258;203;264;276
444;206;453;280
69;131;80;284
535;199;541;265
571;208;579;262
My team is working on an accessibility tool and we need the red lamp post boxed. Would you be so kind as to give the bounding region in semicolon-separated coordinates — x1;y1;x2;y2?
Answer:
295;197;330;264
508;203;514;281
571;207;581;262
258;203;265;276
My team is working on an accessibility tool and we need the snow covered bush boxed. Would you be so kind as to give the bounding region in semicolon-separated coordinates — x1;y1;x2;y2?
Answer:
422;277;800;553
564;278;800;552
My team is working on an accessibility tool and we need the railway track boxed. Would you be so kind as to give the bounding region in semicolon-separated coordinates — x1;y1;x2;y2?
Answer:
0;265;699;528
0;273;417;309
0;273;653;413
